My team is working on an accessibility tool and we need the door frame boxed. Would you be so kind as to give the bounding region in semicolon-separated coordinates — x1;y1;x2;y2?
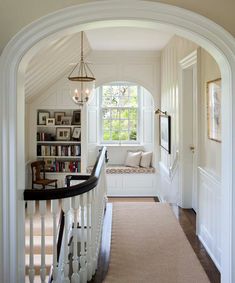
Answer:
179;50;199;211
0;1;235;282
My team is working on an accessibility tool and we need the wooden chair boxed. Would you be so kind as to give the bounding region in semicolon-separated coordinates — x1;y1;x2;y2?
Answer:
31;160;58;189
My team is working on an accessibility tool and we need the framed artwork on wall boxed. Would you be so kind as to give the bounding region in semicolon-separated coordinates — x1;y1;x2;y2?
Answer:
72;110;81;125
207;78;221;142
159;114;171;154
56;127;71;141
54;112;65;125
38;111;50;125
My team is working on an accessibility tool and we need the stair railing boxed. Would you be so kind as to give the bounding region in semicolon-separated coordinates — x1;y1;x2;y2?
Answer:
24;147;107;283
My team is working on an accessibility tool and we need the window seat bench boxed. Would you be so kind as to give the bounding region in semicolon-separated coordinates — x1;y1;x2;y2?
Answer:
88;165;157;197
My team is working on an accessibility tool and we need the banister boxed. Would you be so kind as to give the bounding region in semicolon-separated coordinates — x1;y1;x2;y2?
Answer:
24;146;107;201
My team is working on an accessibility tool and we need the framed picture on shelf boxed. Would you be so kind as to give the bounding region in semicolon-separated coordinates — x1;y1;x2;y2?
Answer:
56;127;71;141
38;111;50;125
207;78;221;142
72;110;81;125
72;127;81;140
54;112;65;125
46;118;55;126
61;116;72;125
159;114;171;154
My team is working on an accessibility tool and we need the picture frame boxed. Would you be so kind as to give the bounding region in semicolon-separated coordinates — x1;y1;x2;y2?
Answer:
38;111;50;125
54;112;65;125
56;127;71;141
72;127;81;140
207;78;221;142
61;116;72;125
44;158;55;171
46;118;55;126
159;114;171;154
72;110;81;125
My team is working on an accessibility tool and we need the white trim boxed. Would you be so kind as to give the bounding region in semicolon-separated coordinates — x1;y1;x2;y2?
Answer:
0;1;235;282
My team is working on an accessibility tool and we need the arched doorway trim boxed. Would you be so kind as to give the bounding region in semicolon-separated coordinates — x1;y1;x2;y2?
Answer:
0;1;235;282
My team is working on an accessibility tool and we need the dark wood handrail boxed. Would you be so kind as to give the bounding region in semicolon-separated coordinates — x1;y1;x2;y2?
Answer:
24;147;107;201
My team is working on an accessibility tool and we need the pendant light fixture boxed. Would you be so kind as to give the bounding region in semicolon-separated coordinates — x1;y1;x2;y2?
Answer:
68;31;96;106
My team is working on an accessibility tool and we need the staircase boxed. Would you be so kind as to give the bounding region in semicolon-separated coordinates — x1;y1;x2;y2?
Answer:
25;201;57;283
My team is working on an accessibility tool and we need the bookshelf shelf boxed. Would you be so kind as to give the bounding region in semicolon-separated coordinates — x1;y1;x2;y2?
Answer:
36;109;82;174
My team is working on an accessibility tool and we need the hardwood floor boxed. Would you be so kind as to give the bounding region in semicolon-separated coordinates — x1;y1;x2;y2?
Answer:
90;198;220;283
170;204;220;283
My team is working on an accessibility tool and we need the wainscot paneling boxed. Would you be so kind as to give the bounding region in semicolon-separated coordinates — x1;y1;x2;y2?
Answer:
198;166;221;271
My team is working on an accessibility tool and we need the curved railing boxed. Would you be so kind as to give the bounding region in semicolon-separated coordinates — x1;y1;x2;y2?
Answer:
24;147;107;283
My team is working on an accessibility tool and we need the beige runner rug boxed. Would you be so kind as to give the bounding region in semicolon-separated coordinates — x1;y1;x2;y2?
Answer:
104;203;210;283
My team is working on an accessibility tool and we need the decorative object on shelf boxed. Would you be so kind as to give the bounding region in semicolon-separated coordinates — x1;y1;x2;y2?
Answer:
159;114;171;154
207;78;221;142
46;118;55;126
61;116;72;125
68;31;96;106
72;110;81;125
56;127;71;141
38;111;50;125
72;127;81;140
155;108;167;115
54;112;65;125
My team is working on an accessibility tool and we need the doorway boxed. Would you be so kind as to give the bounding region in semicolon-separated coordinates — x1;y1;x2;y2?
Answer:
179;50;198;212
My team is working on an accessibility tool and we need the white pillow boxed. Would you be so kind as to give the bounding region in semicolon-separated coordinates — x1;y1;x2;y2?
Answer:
140;151;152;168
125;151;142;168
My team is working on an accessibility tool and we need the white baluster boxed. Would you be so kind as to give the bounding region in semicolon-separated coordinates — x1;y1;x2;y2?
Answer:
39;201;47;283
91;189;96;276
27;201;36;283
80;194;87;283
51;199;59;283
62;198;70;283
86;191;92;281
71;196;80;283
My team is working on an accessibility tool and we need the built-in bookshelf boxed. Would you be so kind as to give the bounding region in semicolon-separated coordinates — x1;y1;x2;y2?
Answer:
37;109;82;173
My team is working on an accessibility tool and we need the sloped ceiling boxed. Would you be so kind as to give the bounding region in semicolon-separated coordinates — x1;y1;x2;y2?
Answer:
25;28;173;100
25;32;91;100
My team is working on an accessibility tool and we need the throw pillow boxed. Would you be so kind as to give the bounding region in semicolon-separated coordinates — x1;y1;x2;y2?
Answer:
140;151;152;168
125;151;142;168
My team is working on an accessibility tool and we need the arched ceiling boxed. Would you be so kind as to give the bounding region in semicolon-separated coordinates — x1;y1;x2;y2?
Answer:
25;28;173;100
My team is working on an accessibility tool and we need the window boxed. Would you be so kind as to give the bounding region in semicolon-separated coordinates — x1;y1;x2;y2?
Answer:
100;83;139;143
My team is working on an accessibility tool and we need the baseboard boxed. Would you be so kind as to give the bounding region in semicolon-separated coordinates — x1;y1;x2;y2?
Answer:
198;234;221;272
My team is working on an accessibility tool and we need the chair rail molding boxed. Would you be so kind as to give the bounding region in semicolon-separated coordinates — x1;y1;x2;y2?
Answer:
0;1;235;282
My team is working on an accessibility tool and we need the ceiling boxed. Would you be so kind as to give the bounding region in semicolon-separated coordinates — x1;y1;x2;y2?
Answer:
25;27;173;100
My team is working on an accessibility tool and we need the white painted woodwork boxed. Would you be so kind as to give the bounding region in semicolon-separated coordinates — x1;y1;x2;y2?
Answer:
39;201;47;283
106;173;157;197
198;167;221;270
86;191;92;281
62;198;70;283
79;194;87;283
71;196;80;283
1;2;235;282
51;199;59;283
179;50;199;210
27;201;36;283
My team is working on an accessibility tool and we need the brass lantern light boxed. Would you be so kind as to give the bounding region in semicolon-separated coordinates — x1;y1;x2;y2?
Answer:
68;31;95;106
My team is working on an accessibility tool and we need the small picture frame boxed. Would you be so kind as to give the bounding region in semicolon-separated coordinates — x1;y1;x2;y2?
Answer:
207;78;221;142
38;111;50;125
159;114;171;154
61;116;72;125
72;110;81;125
72;127;81;140
56;127;71;141
54;112;65;125
46;118;55;126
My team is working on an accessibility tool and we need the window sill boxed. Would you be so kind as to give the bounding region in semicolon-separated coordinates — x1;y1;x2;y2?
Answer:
98;143;143;147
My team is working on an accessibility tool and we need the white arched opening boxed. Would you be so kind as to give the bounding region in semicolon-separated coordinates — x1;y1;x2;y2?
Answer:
0;1;235;282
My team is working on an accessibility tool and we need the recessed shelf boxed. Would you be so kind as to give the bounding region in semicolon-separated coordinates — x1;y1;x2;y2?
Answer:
37;125;81;128
37;156;81;159
37;141;81;144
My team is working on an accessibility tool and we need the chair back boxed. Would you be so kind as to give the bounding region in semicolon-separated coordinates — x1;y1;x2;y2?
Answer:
31;160;45;181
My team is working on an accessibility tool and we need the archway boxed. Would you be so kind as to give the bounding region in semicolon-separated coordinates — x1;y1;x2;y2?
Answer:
0;1;235;282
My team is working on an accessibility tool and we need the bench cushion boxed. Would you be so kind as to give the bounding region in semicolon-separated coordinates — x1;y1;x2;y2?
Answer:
87;165;155;174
